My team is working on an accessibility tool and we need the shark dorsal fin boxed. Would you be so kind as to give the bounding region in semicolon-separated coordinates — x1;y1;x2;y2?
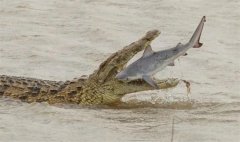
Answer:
142;45;154;57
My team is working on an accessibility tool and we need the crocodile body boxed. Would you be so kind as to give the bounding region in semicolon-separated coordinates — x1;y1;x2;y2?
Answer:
0;30;180;106
0;75;66;102
0;75;179;105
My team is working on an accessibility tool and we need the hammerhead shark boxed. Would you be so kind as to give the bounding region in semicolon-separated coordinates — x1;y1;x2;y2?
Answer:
116;16;206;88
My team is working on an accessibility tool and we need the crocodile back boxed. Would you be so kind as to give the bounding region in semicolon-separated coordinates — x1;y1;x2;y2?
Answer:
0;75;66;102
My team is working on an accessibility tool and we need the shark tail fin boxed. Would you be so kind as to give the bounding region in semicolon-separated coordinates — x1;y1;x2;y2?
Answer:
189;16;206;48
193;30;203;48
193;42;203;48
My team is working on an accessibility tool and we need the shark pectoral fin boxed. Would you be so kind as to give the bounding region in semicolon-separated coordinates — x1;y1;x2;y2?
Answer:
168;62;175;66
142;75;159;89
142;45;154;57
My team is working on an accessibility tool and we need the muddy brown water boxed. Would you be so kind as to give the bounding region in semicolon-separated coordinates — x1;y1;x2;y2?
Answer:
0;0;239;141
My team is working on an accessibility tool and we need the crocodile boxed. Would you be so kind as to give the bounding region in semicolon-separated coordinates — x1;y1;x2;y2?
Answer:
0;30;180;106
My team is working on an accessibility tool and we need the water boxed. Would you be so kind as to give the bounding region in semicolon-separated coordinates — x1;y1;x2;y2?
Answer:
0;0;240;141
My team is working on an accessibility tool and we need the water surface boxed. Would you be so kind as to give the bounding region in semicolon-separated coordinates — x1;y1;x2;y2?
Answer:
0;0;239;141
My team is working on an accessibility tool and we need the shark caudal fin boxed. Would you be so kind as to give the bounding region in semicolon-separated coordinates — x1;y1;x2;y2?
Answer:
189;16;206;48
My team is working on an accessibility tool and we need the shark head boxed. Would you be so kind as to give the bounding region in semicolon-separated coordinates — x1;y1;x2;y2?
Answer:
115;70;129;81
116;67;139;82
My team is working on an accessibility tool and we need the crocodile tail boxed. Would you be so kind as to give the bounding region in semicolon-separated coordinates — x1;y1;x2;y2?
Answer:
0;75;65;102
